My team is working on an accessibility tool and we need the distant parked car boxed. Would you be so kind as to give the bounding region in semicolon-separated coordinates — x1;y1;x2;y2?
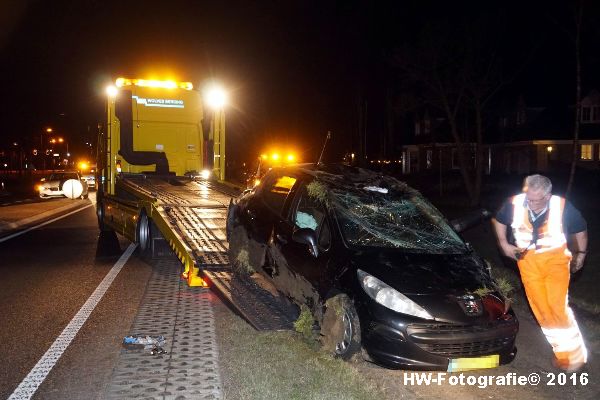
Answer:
82;172;96;189
37;171;89;199
226;164;518;371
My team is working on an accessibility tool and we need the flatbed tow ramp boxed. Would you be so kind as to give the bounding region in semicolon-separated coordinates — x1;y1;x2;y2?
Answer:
124;177;298;330
106;178;297;399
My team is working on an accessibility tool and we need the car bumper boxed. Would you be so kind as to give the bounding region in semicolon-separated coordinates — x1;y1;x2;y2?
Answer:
358;301;518;370
39;188;88;198
39;189;64;198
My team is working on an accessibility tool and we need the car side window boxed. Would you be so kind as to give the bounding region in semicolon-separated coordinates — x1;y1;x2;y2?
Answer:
293;185;330;249
262;173;297;214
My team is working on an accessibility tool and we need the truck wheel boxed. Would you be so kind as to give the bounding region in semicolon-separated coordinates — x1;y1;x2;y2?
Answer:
137;211;151;254
96;201;112;232
320;294;361;360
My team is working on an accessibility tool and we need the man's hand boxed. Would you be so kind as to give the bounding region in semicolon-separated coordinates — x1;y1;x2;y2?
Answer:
570;252;586;273
500;242;522;261
493;219;522;261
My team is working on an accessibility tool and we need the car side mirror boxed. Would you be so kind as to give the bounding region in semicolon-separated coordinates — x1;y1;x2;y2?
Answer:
451;208;492;233
292;228;319;258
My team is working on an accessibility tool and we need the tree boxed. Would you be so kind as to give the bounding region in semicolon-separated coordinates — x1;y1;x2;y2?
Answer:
395;23;472;198
395;18;512;206
565;1;585;198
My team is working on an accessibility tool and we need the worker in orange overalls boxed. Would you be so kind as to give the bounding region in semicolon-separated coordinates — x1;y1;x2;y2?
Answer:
493;174;588;372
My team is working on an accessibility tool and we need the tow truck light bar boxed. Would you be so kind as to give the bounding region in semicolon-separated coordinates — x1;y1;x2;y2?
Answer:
115;77;194;90
259;152;297;163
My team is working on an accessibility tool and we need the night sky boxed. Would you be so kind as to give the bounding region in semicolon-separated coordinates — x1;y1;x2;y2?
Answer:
1;0;599;164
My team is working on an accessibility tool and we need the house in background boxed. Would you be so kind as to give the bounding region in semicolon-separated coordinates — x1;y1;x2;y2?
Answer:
492;91;600;174
394;92;600;176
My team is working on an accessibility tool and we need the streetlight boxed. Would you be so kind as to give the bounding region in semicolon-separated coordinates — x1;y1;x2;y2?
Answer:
204;83;228;181
37;128;55;170
48;136;69;167
11;142;24;174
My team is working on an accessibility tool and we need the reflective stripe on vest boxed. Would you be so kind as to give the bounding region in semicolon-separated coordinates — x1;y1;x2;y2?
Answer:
511;193;566;252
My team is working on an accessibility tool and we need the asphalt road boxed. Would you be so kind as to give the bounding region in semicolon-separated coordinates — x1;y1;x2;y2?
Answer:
0;197;152;400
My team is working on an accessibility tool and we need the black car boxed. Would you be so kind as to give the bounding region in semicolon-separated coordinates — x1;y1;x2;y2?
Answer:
226;164;518;371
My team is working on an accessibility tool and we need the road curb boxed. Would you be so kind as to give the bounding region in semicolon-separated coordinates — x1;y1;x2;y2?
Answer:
0;200;92;236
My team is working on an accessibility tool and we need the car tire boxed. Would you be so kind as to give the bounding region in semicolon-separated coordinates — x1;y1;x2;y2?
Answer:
320;294;362;360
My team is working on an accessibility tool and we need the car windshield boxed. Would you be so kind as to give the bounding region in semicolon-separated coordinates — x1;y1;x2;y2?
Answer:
49;173;78;181
324;176;466;254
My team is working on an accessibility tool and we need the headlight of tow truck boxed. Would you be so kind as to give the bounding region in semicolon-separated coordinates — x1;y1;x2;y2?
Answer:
358;269;434;320
200;169;211;180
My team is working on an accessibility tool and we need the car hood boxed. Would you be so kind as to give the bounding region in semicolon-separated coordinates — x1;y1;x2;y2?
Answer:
43;180;61;188
350;249;494;296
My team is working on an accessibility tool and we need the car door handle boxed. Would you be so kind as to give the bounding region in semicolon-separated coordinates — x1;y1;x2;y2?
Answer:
276;234;288;244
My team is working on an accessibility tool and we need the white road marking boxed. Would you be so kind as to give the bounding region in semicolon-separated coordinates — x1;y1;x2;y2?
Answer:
0;203;93;243
8;243;138;400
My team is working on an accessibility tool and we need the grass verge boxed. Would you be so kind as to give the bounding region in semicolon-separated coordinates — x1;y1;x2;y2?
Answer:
215;299;385;400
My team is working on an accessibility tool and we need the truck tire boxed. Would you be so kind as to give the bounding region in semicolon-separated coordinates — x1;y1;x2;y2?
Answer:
96;200;112;232
137;211;151;255
320;294;362;361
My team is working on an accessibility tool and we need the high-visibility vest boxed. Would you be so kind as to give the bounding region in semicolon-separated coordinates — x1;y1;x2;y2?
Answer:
511;193;566;252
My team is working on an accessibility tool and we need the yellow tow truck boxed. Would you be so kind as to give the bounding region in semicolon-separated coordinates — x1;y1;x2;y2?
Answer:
96;77;228;286
96;76;298;330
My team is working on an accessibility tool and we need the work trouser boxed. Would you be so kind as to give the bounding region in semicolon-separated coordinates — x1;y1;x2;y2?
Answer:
517;246;587;370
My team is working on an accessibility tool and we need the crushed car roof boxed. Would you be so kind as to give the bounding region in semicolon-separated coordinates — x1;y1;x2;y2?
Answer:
271;164;465;254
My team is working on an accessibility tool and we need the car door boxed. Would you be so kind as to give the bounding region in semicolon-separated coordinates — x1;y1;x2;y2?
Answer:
272;181;333;291
245;170;299;245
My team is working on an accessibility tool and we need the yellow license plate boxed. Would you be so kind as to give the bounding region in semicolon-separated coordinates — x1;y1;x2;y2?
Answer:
447;354;499;372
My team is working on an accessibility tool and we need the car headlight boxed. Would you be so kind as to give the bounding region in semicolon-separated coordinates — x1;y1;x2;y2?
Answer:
357;269;434;320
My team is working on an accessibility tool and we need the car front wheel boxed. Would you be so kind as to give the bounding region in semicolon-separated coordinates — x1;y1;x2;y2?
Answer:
320;294;362;360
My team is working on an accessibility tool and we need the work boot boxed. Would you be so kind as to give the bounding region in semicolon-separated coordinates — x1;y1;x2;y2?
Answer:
552;356;585;373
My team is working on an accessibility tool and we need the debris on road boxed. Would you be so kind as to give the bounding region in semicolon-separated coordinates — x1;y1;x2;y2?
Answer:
122;335;167;355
